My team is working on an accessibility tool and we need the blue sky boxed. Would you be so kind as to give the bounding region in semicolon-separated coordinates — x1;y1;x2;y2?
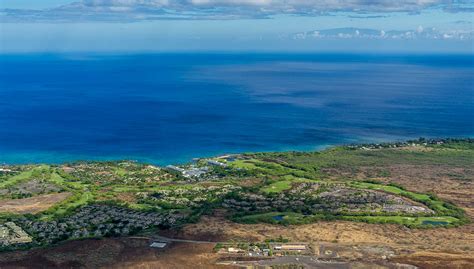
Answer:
1;0;473;53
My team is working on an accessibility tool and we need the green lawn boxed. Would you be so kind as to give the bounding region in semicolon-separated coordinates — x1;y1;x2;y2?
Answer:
262;181;293;193
261;177;314;193
228;159;260;170
40;191;94;220
234;212;317;225
228;158;310;178
114;167;128;177
48;172;86;190
0;165;50;189
351;182;449;213
236;212;460;227
33;169;96;219
251;145;474;180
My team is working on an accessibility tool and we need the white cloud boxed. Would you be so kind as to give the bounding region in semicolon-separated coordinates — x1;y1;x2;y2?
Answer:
190;0;272;5
292;27;474;40
0;0;472;22
184;0;449;10
77;0;447;9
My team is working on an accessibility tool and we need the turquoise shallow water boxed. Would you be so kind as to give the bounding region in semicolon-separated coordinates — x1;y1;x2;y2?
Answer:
0;53;473;165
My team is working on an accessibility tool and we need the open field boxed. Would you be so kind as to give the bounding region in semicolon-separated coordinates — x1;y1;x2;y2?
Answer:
0;238;228;269
391;252;474;269
0;193;72;215
162;214;474;268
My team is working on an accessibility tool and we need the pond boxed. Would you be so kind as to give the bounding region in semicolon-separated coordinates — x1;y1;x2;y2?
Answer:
422;220;448;226
272;215;285;221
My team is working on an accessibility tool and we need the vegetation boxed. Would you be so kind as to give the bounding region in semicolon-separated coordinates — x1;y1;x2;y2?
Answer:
261;177;314;194
0;138;471;250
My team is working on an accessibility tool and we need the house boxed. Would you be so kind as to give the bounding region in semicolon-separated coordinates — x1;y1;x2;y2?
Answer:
227;247;244;253
166;165;185;173
146;165;160;170
273;244;307;251
61;166;75;173
1;222;32;245
182;166;209;178
207;160;227;167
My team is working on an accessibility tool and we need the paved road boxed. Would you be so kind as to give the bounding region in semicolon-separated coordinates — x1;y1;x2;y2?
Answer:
129;235;219;244
254;256;350;269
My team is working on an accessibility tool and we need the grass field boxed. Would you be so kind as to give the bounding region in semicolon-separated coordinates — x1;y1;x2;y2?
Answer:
249;142;474;180
351;181;451;213
235;211;462;227
0;165;50;189
261;180;293;193
233;212;320;225
261;176;314;193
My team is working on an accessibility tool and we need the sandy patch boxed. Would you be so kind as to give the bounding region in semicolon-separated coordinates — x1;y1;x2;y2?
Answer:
0;192;71;214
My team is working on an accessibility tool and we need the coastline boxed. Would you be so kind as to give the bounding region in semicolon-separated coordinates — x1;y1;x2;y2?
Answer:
0;137;472;268
1;136;472;166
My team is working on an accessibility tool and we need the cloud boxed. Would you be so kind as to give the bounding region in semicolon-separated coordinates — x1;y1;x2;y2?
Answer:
71;0;465;13
292;27;474;40
0;0;472;22
348;15;388;19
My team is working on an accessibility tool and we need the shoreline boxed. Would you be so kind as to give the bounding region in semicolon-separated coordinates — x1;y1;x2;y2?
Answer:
1;137;472;166
0;137;471;261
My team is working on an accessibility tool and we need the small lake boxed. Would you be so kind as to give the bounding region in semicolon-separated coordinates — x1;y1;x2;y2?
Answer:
421;220;448;226
272;215;285;221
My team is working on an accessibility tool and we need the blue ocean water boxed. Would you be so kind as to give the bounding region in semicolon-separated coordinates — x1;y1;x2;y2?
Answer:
0;53;473;165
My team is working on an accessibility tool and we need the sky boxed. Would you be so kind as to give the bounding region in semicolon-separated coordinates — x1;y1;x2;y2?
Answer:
0;0;473;53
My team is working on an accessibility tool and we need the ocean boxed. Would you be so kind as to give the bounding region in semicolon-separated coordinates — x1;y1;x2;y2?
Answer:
0;53;473;164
